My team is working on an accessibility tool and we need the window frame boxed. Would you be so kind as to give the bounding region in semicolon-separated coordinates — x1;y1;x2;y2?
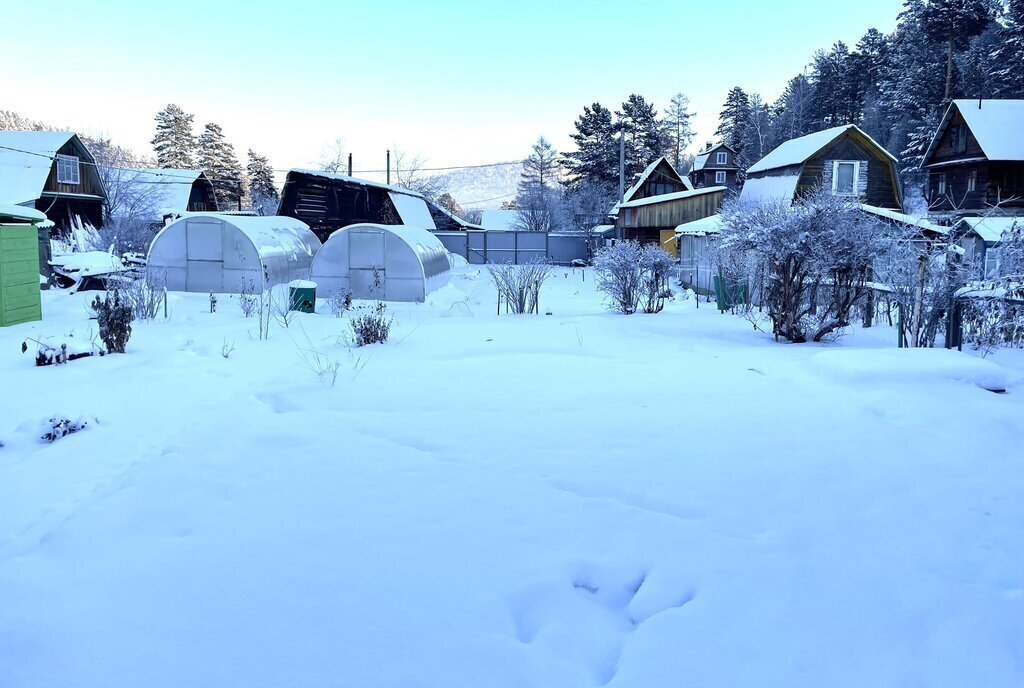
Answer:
967;169;977;193
715;170;727;184
831;160;860;196
716;151;728;165
56;154;81;185
953;124;968;154
938;173;947;197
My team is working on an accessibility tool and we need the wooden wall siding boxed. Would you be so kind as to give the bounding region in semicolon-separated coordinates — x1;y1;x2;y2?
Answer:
929;161;1024;211
632;191;722;228
42;139;106;198
820;159;869;196
928;107;986;166
796;133;900;208
0;224;43;327
632;160;687;200
188;180;218;212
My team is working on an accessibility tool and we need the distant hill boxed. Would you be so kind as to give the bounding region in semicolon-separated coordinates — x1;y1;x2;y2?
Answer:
430;162;522;210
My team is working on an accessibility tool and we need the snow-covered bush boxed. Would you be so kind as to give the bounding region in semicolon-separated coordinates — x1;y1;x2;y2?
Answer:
238;278;258;318
487;260;553;314
350;302;392;346
41;417;88;443
119;272;167;321
90;291;133;354
327;287;353;317
25;331;104;366
594;241;674;315
717;191;888;342
959;280;1024;354
594;241;643;314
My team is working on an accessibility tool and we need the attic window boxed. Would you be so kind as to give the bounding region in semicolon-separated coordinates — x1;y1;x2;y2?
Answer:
953;124;967;154
716;152;728;165
831;161;859;196
56;154;80;185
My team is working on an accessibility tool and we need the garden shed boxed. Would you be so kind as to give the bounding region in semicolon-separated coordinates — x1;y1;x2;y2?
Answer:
0;203;46;327
147;213;321;294
310;223;450;302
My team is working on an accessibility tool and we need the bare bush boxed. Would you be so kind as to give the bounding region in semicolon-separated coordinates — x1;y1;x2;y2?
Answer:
350;302;393;346
327;287;353;317
487;260;553;314
238;278;258;318
639;244;675;314
120;271;167;321
594;241;673;315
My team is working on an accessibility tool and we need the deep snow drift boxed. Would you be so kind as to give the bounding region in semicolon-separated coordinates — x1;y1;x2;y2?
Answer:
1;266;1022;688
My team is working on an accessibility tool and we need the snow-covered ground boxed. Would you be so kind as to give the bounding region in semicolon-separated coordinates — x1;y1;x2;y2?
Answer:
1;265;1022;688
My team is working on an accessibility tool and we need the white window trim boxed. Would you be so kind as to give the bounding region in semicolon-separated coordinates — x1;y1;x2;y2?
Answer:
715;170;727;184
938;173;947;197
716;151;728;165
967;170;977;192
831;160;860;196
56;154;81;185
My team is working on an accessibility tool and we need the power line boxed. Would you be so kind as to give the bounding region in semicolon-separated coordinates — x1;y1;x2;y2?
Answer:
273;159;527;175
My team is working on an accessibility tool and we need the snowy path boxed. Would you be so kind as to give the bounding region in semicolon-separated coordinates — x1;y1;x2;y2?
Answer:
1;268;1022;687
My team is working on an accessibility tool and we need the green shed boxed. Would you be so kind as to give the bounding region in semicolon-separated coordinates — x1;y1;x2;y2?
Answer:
0;204;45;327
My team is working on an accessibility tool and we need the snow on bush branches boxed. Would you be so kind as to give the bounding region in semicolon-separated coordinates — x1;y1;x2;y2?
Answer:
594;241;674;314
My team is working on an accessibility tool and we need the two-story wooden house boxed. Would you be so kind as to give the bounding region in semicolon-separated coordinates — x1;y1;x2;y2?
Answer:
0;131;108;228
920;99;1024;219
688;142;742;193
740;124;902;209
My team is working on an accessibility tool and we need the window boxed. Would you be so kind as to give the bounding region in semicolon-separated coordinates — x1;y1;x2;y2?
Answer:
953;124;968;154
623;208;635;227
715;171;727;184
938;173;947;197
56;154;80;185
967;169;977;193
984;248;1001;278
831;161;859;195
716;151;728;165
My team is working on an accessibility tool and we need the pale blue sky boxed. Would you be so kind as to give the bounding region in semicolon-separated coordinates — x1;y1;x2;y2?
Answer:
3;0;902;178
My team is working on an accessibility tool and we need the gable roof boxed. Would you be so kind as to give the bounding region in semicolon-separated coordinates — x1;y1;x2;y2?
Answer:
690;153;710;172
956;215;1023;243
622;156;693;203
286;168;427;199
747;124;896;175
922;99;1024;166
617;185;723;209
0;130;80;204
109;168;213;220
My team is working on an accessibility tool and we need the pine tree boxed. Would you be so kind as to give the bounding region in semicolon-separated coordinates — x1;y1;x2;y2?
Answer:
198;123;244;208
772;75;815;145
151;104;197;169
514;137;563;232
246;149;278;214
991;0;1024;97
561;102;619;191
716;87;751;158
741;94;774;167
616;94;666;180
663;92;695;170
915;0;992;100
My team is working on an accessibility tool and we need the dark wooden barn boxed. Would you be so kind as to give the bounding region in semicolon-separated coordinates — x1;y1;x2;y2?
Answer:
277;169;437;242
740;124;902;209
920;99;1024;220
689;142;742;193
0;131;107;228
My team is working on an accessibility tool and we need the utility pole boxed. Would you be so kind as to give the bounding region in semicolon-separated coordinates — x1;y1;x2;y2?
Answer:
347;153;353;177
386;149;391;185
618;132;625;202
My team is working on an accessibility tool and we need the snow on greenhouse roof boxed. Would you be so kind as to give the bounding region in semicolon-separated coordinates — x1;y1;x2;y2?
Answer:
0;130;78;205
617;186;723;209
924;100;1024;165
738;175;801;204
0;202;47;222
746;125;895;175
956;216;1023;243
674;215;723;236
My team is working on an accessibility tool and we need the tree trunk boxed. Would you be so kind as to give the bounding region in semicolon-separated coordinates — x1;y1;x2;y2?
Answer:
944;34;955;101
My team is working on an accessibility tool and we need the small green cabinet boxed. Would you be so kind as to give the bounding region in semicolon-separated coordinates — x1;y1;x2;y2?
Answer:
0;224;42;327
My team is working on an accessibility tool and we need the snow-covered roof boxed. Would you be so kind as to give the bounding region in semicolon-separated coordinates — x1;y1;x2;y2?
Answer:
674;215;723;236
746;125;895;175
287;168;426;198
590;224;615;234
690;154;709;172
923;100;1024;165
0;202;47;223
956;216;1023;243
108;168;210;221
480;209;518;230
429;200;484;230
617;186;724;209
738;174;802;204
860;204;948;235
622;157;693;203
388;191;437;230
0;130;78;205
49;251;128;278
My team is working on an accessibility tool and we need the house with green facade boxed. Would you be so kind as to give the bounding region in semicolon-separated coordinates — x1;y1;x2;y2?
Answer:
0;203;45;327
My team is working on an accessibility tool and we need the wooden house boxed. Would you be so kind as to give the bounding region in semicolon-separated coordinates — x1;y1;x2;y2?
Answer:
615;186;724;247
0;131;107;229
920;99;1024;219
277;169;436;242
954;216;1023;278
689;142;742;193
740;124;902;209
109;168;218;224
611;156;711;246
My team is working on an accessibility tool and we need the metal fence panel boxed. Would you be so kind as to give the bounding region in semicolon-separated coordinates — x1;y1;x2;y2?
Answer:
467;231;487;264
433;232;468;259
431;230;600;265
547;234;591;265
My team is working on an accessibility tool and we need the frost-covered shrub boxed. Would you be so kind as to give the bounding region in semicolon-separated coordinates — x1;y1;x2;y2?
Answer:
351;302;392;346
594;240;643;314
327;287;353;317
90;290;133;353
718;191;887;342
487;260;552;314
120;272;166;320
960;281;1024;354
41;417;88;443
639;244;675;314
238;279;259;318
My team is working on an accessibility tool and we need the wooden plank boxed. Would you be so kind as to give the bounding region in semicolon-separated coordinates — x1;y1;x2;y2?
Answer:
2;302;41;326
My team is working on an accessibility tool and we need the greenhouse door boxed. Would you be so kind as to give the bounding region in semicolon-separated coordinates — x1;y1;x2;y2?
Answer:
349;229;385;299
185;219;224;292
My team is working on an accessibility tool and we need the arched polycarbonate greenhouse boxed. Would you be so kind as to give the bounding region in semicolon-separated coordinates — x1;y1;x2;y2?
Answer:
310;223;450;302
147;214;322;293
